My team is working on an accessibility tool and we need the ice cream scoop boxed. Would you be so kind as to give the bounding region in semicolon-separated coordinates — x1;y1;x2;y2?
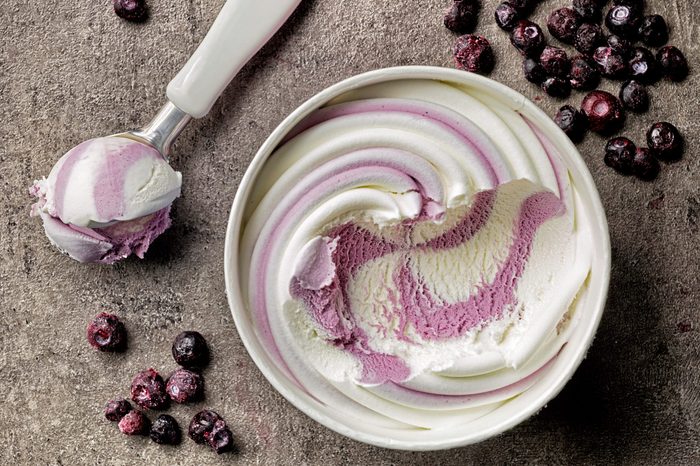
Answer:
31;0;301;263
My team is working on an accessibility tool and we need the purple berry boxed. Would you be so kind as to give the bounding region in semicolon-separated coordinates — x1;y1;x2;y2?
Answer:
607;35;633;58
613;0;644;7
573;0;605;22
207;419;235;454
554;105;588;142
86;312;127;352
605;5;642;39
539;46;570;78
105;399;132;422
166;368;204;404
581;90;625;135
593;47;628;80
131;368;169;410
574;23;605;56
495;2;520;31
453;35;495;74
118;410;150;435
547;8;581;44
619;80;649;113
444;0;480;34
657;46;689;82
647;122;684;161
638;15;668;47
189;410;222;444
511;20;546;57
629;47;661;84
541;77;571;99
569;55;601;91
507;0;538;14
604;137;636;175
113;0;148;22
172;331;210;368
523;58;547;84
150;414;182;445
633;148;660;181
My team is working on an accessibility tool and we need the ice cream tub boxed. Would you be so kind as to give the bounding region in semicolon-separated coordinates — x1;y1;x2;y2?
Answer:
224;66;611;450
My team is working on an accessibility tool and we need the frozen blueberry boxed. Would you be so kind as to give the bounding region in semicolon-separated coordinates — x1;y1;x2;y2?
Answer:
523;58;547;84
172;331;210;368
150;414;182;445
495;2;520;31
607;35;633;58
539;46;570;78
86;312;127;352
573;0;605;23
638;15;668;47
604;137;636;175
554;105;588;142
166;368;204;404
189;410;223;444
605;4;642;39
647;122;684;161
619;80;649;113
581;90;625;135
593;46;628;80
208;419;235;454
444;0;480;34
629;47;661;84
657;46;689;82
118;410;150;435
569;55;601;91
547;8;581;44
105;399;132;422
541;77;571;99
574;23;605;56
131;368;169;410
113;0;148;22
453;34;495;74
510;20;546;57
633;148;660;181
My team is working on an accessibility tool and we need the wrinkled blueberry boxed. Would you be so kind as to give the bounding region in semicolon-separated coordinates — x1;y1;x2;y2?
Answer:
574;23;605;56
113;0;148;22
495;2;520;32
207;419;235;454
573;0;605;22
105;399;132;422
554;105;588;142
569;55;601;91
541;77;571;99
172;331;210;368
86;312;127;352
605;5;642;39
150;414;182;445
189;410;223;444
547;8;581;44
523;58;547;84
604;137;636;175
657;46;689;82
638;15;668;47
118;410;150;435
507;0;538;14
647;122;684;161
619;80;649;113
539;46;570;78
629;47;661;84
511;20;546;57
581;90;625;135
633;148;660;181
131;368;169;410
607;35;633;58
453;34;495;74
444;0;480;34
593;46;628;80
166;368;204;404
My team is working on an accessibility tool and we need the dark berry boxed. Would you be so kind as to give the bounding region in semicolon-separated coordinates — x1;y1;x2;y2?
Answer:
444;1;479;34
629;47;661;84
593;47;628;80
113;0;148;22
605;5;642;39
647;122;684;161
207;419;235;454
495;2;520;32
619;80;649;113
172;331;210;368
573;0;605;23
118;410;150;435
604;137;636;175
657;46;689;82
607;35;632;58
86;312;127;352
189;409;222;444
569;55;601;91
574;23;605;56
166;369;204;404
613;0;644;7
547;8;581;44
638;15;668;47
150;414;182;445
105;399;132;422
523;58;547;84
541;77;571;99
581;90;625;135
539;46;570;78
131;368;169;410
633;148;660;181
554;105;588;142
507;0;538;14
453;35;495;74
510;20;546;57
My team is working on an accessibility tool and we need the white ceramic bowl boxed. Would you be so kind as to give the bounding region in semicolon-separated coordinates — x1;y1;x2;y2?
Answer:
224;66;611;450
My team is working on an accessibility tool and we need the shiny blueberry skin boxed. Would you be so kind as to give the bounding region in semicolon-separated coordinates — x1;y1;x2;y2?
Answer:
131;368;169;410
113;0;148;22
522;58;547;84
629;47;662;84
495;2;520;31
619;80;649;113
554;105;588;142
150;414;182;445
443;0;480;34
510;20;546;57
633;148;661;181
569;55;601;91
657;46;689;82
172;331;210;368
86;313;127;352
581;90;625;135
638;15;669;47
574;23;605;56
453;35;495;74
547;8;582;44
647;122;684;161
541;77;571;99
605;5;642;39
604;137;636;175
593;47;629;80
539;46;570;78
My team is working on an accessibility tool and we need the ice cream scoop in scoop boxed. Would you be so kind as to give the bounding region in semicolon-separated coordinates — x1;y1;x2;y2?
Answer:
31;0;301;263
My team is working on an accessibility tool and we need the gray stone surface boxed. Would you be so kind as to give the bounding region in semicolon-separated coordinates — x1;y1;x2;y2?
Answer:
1;0;699;464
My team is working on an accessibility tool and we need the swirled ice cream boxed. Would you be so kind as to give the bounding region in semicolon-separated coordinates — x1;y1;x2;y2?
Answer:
31;136;181;264
240;79;592;429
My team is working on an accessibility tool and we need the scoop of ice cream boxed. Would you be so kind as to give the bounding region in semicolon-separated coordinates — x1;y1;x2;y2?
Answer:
31;136;181;264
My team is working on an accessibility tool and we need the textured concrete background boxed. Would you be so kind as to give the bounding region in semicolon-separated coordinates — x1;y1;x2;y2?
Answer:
1;0;699;464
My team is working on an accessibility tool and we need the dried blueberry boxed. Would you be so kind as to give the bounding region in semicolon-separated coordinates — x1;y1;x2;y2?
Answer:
607;35;633;58
657;46;689;82
574;23;605;56
569;55;601;91
605;5;642;39
113;0;148;22
638;15;668;47
573;0;605;23
453;34;495;74
166;368;204;404
593;46;628;80
444;0;480;34
208;420;235;454
647;122;683;161
507;0;538;14
633;148;660;181
86;312;127;352
118;410;150;435
541;77;571;99
554;105;588;142
131;368;169;410
613;0;644;7
581;90;625;135
105;399;132;422
495;2;520;32
540;46;570;78
172;331;210;368
619;80;649;113
604;137;636;175
150;414;182;445
629;47;661;84
189;410;222;444
547;8;581;44
511;20;546;57
523;58;547;84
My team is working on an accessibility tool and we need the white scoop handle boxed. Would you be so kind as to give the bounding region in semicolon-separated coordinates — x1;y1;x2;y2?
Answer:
166;0;302;119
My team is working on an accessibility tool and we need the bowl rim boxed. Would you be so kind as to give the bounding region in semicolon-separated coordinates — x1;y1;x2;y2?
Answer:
224;66;611;450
